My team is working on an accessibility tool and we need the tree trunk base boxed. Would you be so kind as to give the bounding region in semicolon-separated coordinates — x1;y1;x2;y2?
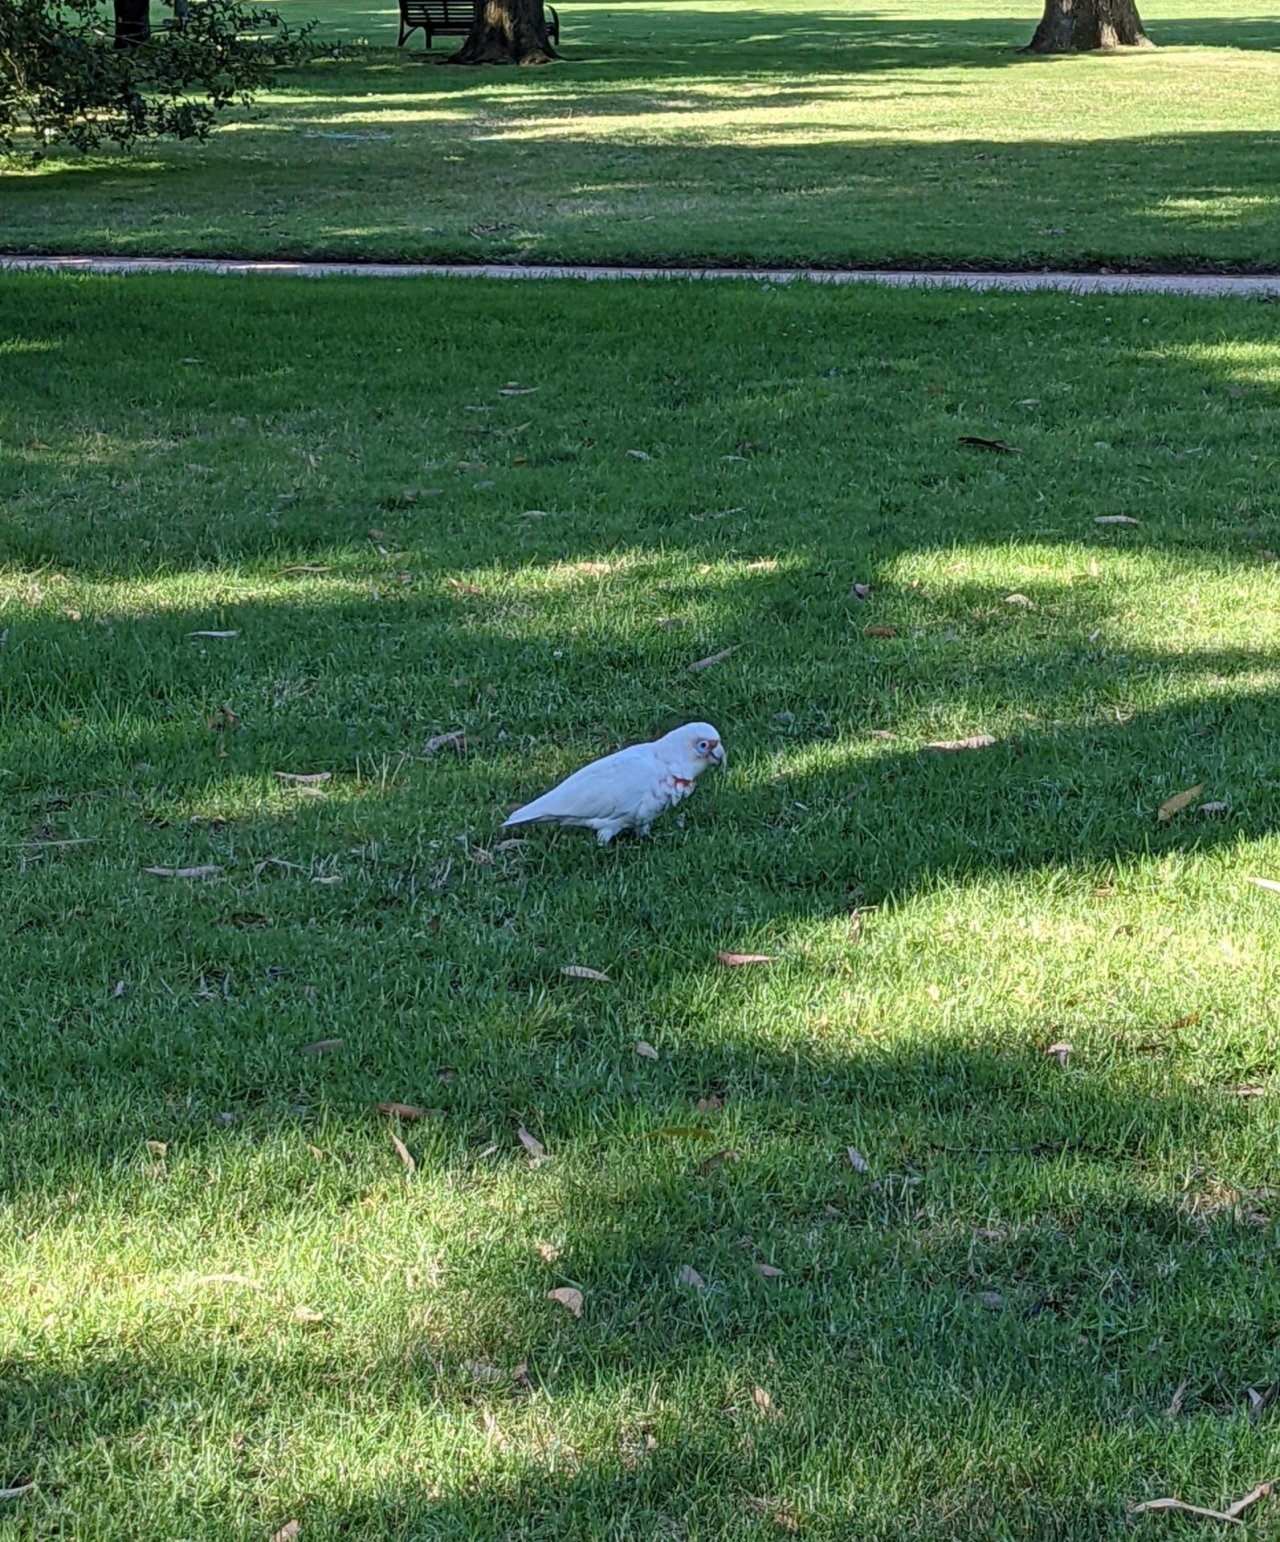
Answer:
448;0;556;65
1025;0;1152;53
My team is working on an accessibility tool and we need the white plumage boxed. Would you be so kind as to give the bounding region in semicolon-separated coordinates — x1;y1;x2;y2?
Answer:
503;721;726;844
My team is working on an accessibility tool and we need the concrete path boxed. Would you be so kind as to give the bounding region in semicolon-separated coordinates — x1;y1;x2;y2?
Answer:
3;254;1279;299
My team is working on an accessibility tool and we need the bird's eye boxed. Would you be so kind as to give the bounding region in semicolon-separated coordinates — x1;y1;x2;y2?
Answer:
696;739;709;754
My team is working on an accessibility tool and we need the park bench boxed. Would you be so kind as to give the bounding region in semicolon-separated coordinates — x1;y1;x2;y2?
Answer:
397;0;560;49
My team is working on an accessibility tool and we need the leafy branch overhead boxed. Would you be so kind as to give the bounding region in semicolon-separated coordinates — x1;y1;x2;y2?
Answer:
0;0;313;155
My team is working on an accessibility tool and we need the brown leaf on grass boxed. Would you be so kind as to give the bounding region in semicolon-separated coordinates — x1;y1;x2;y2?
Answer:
517;1125;546;1160
755;1263;783;1279
845;1146;870;1173
536;1242;561;1263
1095;514;1141;526
1157;784;1204;822
1002;593;1033;607
678;1265;706;1289
1247;877;1280;896
270;1523;301;1542
447;578;485;597
1233;1084;1267;1098
277;563;331;577
1168;1380;1188;1417
1045;1041;1073;1066
293;1304;325;1324
689;646;740;672
923;734;996;754
716;951;776;967
145;1139;168;1157
389;1132;416;1174
0;1483;35;1500
424;730;466;756
752;1384;781;1416
635;1040;659;1061
560;965;612;983
206;703;239;730
699;1148;740;1174
187;630;238;640
377;1101;438;1122
546;1286;583;1317
626;448;651;461
863;625;897;639
275;771;332;785
144;865;222;880
302;1038;343;1056
958;435;1021;455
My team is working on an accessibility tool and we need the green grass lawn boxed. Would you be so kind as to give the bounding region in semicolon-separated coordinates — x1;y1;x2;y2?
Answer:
2;0;1280;269
4;269;1280;1537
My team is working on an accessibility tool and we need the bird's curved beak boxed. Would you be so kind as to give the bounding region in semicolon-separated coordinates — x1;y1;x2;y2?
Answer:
710;743;726;767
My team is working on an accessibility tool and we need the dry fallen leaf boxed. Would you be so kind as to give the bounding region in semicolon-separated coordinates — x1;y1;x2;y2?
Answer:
751;1384;780;1416
536;1242;561;1263
1157;784;1204;822
377;1102;438;1121
270;1523;301;1542
389;1132;416;1174
923;735;997;754
695;1095;724;1113
1247;877;1280;896
1130;1495;1247;1525
498;385;539;396
425;731;466;756
756;1263;783;1279
293;1304;325;1324
626;448;651;461
1094;514;1141;525
187;630;238;640
1168;1380;1188;1417
845;1146;870;1174
517;1125;546;1160
863;625;897;639
1045;1041;1073;1066
143;864;222;880
678;1264;706;1289
690;646;741;672
302;1038;343;1056
145;1139;168;1157
0;1483;35;1501
716;951;776;967
560;964;611;983
1002;593;1033;607
546;1286;583;1317
958;435;1021;455
447;578;485;597
635;1040;659;1061
274;770;332;785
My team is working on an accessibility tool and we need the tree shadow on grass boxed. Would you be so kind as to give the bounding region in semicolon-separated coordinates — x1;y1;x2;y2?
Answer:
4;1033;1280;1537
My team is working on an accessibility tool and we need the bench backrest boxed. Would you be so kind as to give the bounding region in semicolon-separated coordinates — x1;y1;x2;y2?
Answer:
400;0;473;22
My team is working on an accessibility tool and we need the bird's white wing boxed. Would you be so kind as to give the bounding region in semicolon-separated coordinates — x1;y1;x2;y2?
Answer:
504;746;657;826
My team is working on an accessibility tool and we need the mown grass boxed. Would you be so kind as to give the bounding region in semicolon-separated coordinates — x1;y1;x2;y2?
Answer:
2;0;1280;269
3;271;1280;1537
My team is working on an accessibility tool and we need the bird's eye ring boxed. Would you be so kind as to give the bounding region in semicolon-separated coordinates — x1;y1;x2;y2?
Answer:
696;739;708;754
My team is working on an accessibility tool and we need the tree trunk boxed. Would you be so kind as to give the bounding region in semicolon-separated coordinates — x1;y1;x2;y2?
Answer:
113;0;151;46
1026;0;1152;53
449;0;555;65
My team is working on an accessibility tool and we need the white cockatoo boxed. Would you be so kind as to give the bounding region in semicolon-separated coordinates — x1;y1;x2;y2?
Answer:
503;722;726;845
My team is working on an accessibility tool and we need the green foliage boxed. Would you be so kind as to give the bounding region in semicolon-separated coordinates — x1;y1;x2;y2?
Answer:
0;0;312;155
